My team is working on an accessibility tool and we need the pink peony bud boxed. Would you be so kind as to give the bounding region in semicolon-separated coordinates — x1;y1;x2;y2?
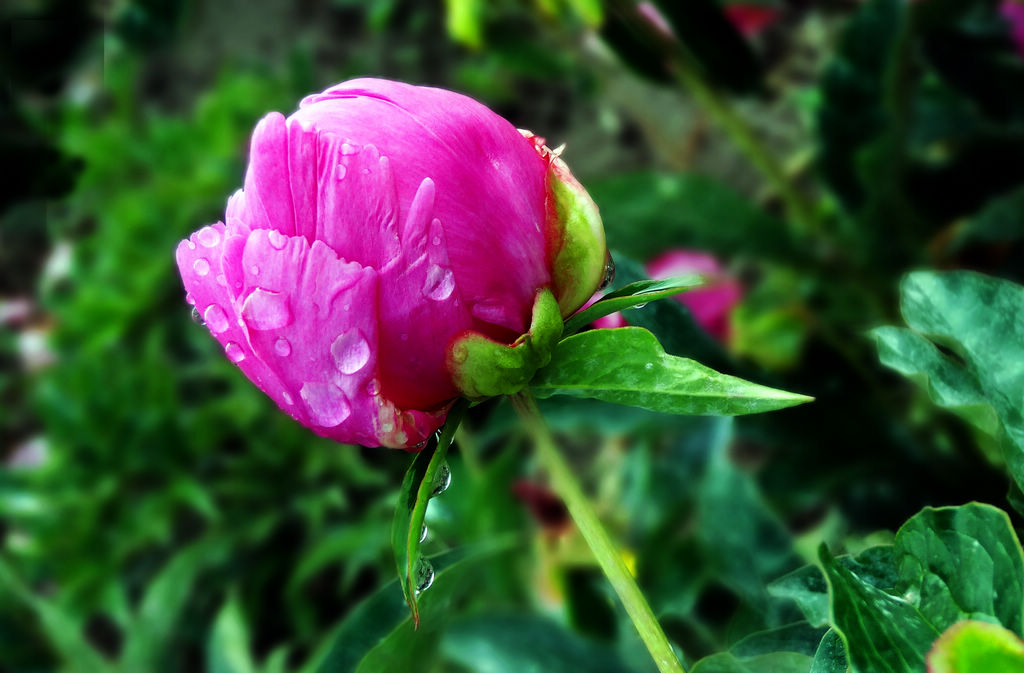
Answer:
176;79;606;449
646;249;742;342
1002;1;1024;59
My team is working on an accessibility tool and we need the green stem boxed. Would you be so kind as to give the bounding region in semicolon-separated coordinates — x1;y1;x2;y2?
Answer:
670;63;819;238
603;0;820;239
509;390;687;673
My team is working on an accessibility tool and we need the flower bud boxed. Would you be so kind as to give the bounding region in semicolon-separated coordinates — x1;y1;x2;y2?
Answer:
176;79;606;449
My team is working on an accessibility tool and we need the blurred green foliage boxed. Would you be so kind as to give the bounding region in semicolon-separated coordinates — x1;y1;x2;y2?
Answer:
2;0;1024;672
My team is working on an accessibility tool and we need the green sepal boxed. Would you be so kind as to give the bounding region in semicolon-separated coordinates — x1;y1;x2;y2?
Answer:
927;620;1024;673
448;288;562;399
549;160;607;317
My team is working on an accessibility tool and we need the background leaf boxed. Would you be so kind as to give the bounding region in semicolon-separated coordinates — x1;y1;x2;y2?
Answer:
441;612;634;673
873;271;1024;503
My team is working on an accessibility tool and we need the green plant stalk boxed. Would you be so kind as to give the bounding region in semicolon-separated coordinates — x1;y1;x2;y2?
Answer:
670;62;819;238
603;0;819;238
509;390;687;673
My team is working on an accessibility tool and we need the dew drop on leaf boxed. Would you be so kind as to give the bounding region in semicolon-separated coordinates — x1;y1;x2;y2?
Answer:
600;257;616;290
431;462;452;497
414;558;435;594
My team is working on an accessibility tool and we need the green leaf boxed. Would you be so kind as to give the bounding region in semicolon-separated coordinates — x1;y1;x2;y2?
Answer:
819;544;942;673
314;546;496;673
121;536;230;671
611;255;732;374
894;504;1024;635
207;593;256;673
954;185;1024;247
391;400;468;626
441;612;634;673
731;622;827;659
531;327;812;416
690;652;813;673
810;630;847;673
927;620;1024;673
563;274;704;336
811;504;1024;672
769;546;897;627
872;270;1024;501
698;426;800;612
0;559;113;673
589;174;799;265
444;0;484;48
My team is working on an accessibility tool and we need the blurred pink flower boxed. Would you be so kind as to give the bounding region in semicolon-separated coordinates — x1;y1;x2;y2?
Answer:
646;249;742;342
1002;1;1024;58
176;79;605;449
724;4;780;37
637;2;675;39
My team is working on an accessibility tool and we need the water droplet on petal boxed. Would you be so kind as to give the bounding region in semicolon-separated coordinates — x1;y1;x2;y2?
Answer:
414;558;435;594
599;257;616;290
431;236;441;246
225;342;246;363
186;240;196;250
190;306;204;325
422;265;455;301
193;258;210;276
431;463;452;497
267;229;287;249
336;164;347;180
241;288;292;330
216;274;228;287
419;524;428;543
299;381;351;427
360;168;370;175
204;304;230;334
274;337;291;356
185;292;196;306
250;265;260;276
365;379;380;396
331;330;371;374
340;142;358;156
282;392;294;405
197;226;221;248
